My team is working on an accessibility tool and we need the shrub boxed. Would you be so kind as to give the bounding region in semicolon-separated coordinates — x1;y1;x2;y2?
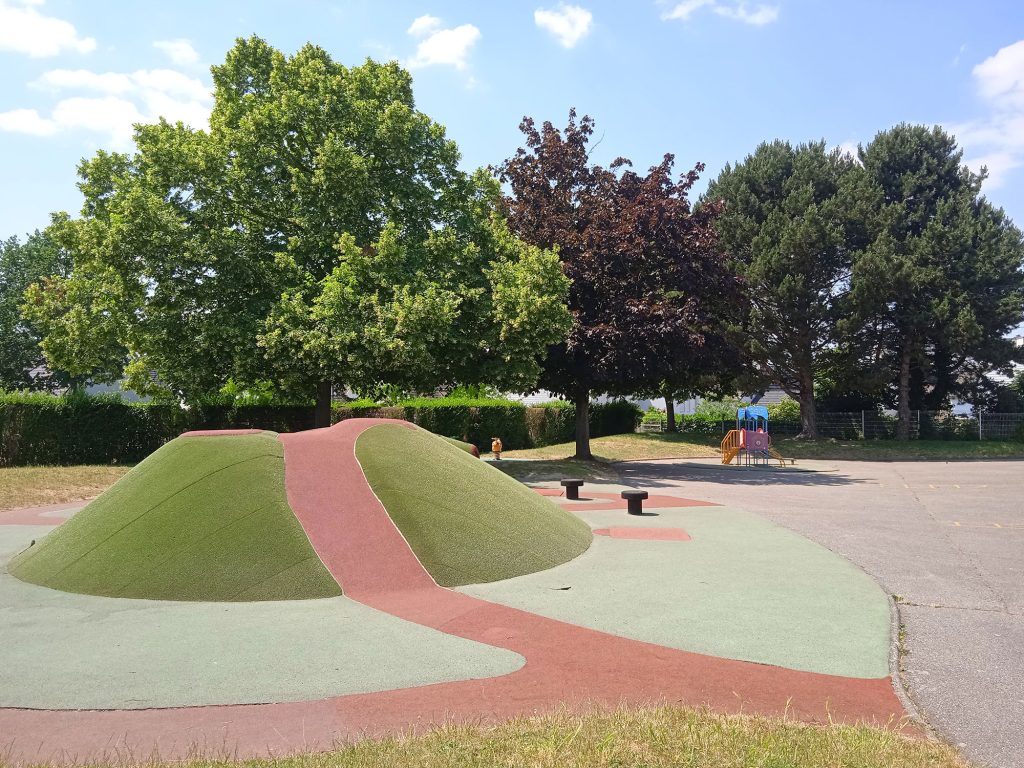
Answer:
590;399;643;436
1;392;647;465
766;398;800;421
641;407;665;425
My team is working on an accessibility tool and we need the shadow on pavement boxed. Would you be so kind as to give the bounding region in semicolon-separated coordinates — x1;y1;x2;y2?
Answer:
616;461;862;488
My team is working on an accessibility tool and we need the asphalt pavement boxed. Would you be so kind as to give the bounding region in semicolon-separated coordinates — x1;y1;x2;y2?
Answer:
619;458;1024;768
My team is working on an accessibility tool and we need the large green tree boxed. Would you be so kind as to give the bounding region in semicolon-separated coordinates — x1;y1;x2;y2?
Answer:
705;140;863;438
24;38;570;424
0;229;72;390
849;124;1024;438
499;111;740;459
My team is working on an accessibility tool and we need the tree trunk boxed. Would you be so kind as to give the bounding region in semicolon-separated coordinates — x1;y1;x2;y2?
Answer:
574;387;592;460
796;371;818;439
896;341;912;441
663;390;677;433
315;380;332;429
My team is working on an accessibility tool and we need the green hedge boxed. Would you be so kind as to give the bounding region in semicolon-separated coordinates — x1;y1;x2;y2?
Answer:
0;393;642;466
333;398;641;453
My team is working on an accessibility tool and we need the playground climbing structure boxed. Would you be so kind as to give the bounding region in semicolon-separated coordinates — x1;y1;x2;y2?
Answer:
721;406;792;467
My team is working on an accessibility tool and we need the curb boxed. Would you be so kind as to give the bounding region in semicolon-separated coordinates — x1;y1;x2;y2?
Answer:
886;594;936;738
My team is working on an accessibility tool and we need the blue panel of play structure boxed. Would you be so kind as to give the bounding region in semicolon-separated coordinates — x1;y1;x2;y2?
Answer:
745;405;769;420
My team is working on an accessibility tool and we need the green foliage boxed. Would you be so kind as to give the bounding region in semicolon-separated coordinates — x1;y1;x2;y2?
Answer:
1;392;646;465
641;406;665;424
356;424;592;586
589;399;644;437
10;433;341;601
27;38;570;411
0;229;71;390
0;391;314;466
694;397;746;421
705;140;862;437
766;398;801;421
848;124;1024;436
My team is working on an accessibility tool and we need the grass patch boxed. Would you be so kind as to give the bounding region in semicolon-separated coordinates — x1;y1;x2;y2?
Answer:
0;465;129;510
503;432;722;462
355;424;592;586
505;431;1024;464
100;705;967;768
9;433;341;601
775;438;1024;461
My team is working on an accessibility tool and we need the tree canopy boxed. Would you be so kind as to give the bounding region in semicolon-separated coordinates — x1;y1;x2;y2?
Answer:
705;140;862;438
500;110;740;458
848;124;1024;437
23;38;570;423
0;229;71;390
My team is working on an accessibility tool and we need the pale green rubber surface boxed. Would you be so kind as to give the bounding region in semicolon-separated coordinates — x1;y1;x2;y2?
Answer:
458;502;892;679
0;525;524;709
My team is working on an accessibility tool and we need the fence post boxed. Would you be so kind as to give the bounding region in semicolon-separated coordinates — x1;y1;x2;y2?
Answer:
861;410;866;440
916;410;920;439
979;411;983;441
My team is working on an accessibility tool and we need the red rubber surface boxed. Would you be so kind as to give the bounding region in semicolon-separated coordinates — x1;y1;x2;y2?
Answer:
593;527;692;541
0;502;80;526
0;420;912;763
559;490;718;511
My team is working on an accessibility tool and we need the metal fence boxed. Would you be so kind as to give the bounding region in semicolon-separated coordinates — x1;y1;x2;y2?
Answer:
649;411;1024;441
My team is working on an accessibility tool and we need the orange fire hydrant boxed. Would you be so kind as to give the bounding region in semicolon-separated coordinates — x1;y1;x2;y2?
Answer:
491;436;503;460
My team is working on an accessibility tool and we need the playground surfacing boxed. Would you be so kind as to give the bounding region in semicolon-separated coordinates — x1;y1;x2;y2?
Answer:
0;420;911;764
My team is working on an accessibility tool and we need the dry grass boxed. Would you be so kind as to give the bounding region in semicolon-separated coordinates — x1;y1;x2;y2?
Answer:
503;433;721;462
505;432;1024;465
0;465;129;510
81;706;969;768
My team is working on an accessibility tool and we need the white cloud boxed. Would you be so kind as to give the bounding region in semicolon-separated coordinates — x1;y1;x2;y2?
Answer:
951;40;1024;190
713;2;778;25
407;15;442;37
965;151;1021;190
153;39;201;66
405;16;480;71
662;0;714;20
0;0;96;57
0;107;57;135
662;0;778;26
973;40;1024;109
534;4;593;48
0;66;212;148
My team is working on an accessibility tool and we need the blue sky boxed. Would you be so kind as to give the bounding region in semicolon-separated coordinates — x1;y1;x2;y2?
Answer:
1;0;1023;239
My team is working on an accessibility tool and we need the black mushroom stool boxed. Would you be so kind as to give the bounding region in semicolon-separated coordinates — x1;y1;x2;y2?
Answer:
621;489;649;515
560;478;585;500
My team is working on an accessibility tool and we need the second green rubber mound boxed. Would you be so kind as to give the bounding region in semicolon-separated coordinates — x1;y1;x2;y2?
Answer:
10;433;341;601
355;424;593;586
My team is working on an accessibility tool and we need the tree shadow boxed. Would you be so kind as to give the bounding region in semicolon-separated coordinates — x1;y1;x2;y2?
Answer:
615;461;862;488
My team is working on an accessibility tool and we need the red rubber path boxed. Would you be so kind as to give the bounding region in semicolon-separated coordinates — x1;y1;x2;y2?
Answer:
0;420;911;763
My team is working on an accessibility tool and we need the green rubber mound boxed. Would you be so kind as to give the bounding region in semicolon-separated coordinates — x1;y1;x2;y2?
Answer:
356;423;592;586
443;436;480;456
9;433;341;601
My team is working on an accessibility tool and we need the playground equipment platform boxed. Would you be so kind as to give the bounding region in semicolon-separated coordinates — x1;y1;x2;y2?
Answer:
720;406;793;467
